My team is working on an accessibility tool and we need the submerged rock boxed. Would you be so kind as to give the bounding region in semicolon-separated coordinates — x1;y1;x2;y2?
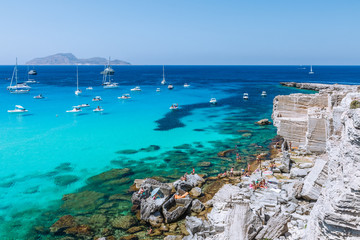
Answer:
255;119;272;125
116;149;138;154
139;145;160;152
87;168;132;184
50;215;78;234
61;191;105;212
54;175;79;186
111;215;137;230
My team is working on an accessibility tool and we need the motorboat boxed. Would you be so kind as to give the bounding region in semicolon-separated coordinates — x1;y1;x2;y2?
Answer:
209;98;217;104
131;86;141;91
168;84;174;90
243;93;249;100
28;69;37;75
8;105;28;113
156;88;161;92
86;86;93;90
10;89;30;94
261;91;267;97
103;82;119;88
184;83;190;88
25;79;37;84
161;65;166;85
169;103;179;110
118;94;131;99
93;106;104;112
309;65;314;74
75;65;82;95
66;107;82;113
92;96;102;101
34;94;44;99
74;104;90;108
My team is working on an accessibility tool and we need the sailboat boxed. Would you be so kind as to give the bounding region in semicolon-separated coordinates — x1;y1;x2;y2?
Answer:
102;57;119;88
161;65;166;85
7;58;31;94
75;65;82;95
309;65;314;75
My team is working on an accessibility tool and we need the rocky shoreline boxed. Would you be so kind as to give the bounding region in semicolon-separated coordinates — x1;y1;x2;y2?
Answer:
36;82;360;239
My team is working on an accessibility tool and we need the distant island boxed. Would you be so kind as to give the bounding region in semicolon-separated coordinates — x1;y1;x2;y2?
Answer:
26;53;130;65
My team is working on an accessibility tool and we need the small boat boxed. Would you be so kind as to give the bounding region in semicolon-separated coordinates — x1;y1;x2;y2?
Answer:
66;107;82;113
74;104;90;108
34;94;44;99
86;87;93;90
309;65;314;75
156;88;161;92
131;86;141;91
100;58;115;75
169;103;179;110
209;98;217;104
168;84;174;90
161;65;166;85
25;79;37;84
8;105;28;113
184;83;190;88
243;93;249;100
118;94;131;99
103;82;119;88
92;96;102;101
28;69;37;75
261;91;267;97
75;65;82;95
93;106;104;112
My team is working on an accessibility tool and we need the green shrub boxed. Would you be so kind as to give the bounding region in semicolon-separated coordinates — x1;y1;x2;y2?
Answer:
350;100;360;109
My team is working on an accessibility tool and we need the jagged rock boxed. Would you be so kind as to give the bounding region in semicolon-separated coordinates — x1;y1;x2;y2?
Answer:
298;162;314;169
50;215;78;234
132;178;172;206
162;195;192;223
290;168;309;178
140;196;168;221
255;119;272;125
300;158;328;201
87;168;132;184
191;199;205;213
255;209;291;239
173;174;204;192
279;151;291;173
190;187;202;197
148;211;164;227
126;226;142;234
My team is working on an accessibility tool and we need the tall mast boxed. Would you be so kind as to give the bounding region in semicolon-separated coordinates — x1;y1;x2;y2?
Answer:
15;58;18;84
76;65;79;89
163;65;165;81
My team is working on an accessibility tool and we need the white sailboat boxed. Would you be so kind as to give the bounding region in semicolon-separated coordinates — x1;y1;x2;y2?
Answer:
102;57;119;88
7;58;30;94
75;65;82;95
309;65;314;75
161;65;166;85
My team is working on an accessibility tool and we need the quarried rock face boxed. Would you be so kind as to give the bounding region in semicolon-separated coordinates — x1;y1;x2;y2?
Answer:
306;96;360;239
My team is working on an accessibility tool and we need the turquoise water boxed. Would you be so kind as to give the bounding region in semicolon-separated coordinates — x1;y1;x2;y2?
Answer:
0;65;358;239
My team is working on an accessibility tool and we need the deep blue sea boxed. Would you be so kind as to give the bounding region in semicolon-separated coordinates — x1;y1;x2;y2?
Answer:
0;65;359;239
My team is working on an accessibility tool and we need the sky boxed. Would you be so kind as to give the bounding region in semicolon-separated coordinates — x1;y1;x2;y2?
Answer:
0;0;359;65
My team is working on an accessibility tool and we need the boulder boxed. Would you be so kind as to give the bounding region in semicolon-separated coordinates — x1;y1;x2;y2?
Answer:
290;168;309;178
148;211;164;227
162;195;192;223
126;226;142;234
299;163;314;169
191;199;205;213
190;187;202;197
185;216;203;236
255;119;272;125
140;195;169;221
174;174;204;192
300;158;328;201
64;224;93;237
